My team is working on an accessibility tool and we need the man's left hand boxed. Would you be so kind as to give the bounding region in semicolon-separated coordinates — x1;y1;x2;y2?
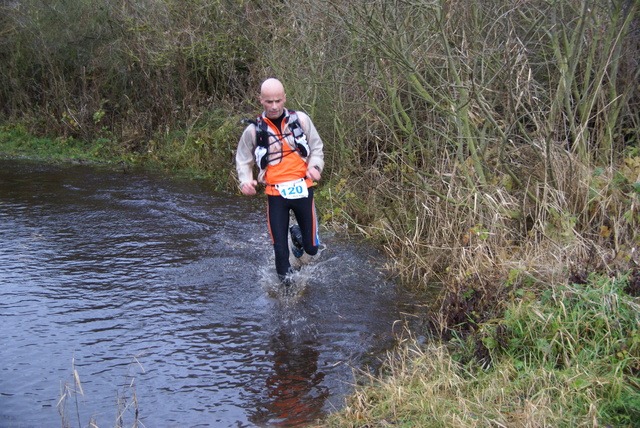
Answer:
307;166;321;182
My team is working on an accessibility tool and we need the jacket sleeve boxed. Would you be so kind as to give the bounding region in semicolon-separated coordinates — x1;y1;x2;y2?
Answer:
235;125;256;188
297;112;325;173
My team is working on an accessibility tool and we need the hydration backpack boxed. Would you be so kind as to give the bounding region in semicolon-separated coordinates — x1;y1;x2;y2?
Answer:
243;110;310;170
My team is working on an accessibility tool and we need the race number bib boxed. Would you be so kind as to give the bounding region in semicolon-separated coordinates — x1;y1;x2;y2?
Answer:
275;178;308;199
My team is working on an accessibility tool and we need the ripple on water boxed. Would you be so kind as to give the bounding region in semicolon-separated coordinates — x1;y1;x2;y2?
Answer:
0;159;422;428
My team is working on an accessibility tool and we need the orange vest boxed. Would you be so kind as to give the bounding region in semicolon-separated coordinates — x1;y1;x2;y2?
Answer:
262;117;314;196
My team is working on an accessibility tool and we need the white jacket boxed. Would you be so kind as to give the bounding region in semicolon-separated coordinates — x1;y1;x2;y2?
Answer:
235;110;324;189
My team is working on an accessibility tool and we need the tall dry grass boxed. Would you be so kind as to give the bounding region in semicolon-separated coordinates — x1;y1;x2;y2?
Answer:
58;356;144;428
250;0;639;313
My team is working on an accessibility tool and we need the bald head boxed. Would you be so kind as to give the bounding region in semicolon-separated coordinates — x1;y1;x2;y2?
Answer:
259;78;286;119
261;78;285;95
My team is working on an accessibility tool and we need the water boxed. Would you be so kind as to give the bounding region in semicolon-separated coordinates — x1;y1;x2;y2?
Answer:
0;159;419;427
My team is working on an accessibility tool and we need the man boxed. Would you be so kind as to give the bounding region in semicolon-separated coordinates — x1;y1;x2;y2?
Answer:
236;78;324;285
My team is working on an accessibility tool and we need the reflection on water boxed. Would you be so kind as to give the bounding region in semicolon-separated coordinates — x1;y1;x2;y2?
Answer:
0;159;419;427
249;331;328;426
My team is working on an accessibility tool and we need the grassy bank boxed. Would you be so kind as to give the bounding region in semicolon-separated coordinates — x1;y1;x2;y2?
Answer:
321;271;640;427
2;0;640;426
0;111;241;188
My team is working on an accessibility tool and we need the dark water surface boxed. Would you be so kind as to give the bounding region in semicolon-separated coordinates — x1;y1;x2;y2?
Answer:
0;159;418;427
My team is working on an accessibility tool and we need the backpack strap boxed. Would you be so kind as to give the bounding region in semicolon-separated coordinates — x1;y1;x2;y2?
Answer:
255;116;270;149
246;110;309;171
252;116;270;169
240;117;269;149
286;110;309;157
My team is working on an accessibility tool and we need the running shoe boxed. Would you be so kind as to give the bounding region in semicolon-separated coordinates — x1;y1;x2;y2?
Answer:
290;224;304;258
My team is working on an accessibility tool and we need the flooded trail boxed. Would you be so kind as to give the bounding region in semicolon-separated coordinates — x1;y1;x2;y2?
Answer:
0;159;421;427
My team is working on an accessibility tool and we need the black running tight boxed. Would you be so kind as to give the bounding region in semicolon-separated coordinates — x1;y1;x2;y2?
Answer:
267;187;319;277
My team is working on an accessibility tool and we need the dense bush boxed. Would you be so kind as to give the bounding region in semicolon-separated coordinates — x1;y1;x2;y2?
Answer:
0;0;257;146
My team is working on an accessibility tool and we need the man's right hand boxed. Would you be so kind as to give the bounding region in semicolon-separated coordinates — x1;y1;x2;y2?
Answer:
241;180;258;196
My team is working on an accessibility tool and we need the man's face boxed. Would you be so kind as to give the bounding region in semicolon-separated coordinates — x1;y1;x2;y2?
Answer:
260;86;286;119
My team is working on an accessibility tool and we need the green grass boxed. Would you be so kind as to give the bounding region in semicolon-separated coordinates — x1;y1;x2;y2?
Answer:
0;115;240;190
322;272;640;427
0;123;126;164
